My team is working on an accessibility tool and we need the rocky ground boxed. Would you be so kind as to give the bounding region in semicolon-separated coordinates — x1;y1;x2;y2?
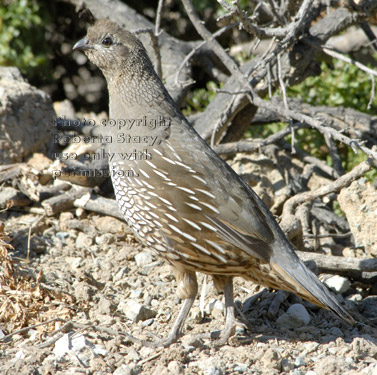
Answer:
0;205;377;375
0;67;377;375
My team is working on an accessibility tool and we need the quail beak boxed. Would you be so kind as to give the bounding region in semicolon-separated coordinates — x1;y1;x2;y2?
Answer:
73;36;92;51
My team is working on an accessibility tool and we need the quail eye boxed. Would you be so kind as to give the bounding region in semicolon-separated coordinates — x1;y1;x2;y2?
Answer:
102;37;113;47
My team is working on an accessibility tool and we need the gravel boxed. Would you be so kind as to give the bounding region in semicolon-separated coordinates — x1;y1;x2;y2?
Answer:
1;211;376;374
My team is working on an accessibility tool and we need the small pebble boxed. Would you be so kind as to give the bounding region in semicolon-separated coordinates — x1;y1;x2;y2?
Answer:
118;299;156;322
130;289;143;299
329;327;343;337
75;232;93;249
233;363;248;373
113;364;132;375
281;358;294;372
295;356;306;367
134;252;154;267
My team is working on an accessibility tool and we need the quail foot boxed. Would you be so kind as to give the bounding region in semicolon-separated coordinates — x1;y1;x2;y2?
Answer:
73;9;354;347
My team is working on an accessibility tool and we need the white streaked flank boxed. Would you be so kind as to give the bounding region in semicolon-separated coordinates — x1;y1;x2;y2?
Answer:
164;212;179;223
145;160;157;169
188;195;199;202
192;175;207;185
138;168;150;178
185;202;202;211
177;186;196;195
133;178;144;187
145;201;158;209
195;188;216;199
180;232;197;242
211;252;227;263
154;244;166;252
153;169;170;180
175;161;191;170
182;218;201;231
166;205;178;212
199;202;220;214
158;196;172;205
141;180;155;189
199;221;218;232
191;242;211;256
162;156;176;165
168;224;183;235
205;239;227;255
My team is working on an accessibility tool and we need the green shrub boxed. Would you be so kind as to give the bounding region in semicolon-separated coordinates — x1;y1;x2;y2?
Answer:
288;59;377;114
183;81;221;115
0;0;51;81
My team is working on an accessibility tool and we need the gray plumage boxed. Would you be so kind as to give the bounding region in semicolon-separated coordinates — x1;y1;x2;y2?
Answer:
73;14;354;346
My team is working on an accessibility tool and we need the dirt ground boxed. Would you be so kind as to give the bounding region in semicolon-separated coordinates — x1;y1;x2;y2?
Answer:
1;206;377;375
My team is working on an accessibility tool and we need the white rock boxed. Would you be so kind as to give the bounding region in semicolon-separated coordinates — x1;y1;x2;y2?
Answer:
295;356;306;367
53;333;107;364
324;275;351;294
114;267;129;281
168;360;184;374
233;363;248;373
113;364;133;375
276;304;311;328
53;333;71;359
75;232;92;249
134;252;154;267
197;358;223;375
214;299;224;311
15;349;25;360
206;298;218;315
130;289;143;299
119;299;156;322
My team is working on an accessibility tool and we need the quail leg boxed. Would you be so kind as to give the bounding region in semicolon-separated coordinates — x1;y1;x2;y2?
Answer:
193;276;236;344
122;295;195;347
130;269;198;347
155;295;196;347
216;277;236;344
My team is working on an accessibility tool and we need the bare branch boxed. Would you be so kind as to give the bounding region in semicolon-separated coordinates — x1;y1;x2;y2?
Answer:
174;22;239;89
280;159;373;238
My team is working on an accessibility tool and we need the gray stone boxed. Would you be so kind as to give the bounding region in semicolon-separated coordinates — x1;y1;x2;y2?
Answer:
56;231;69;245
324;275;351;294
134;252;154;267
76;232;93;249
119;299;157;322
328;327;343;337
294;356;306;367
96;233;116;246
197;358;224;375
233;363;248;373
276;304;311;328
282;358;295;372
53;333;107;367
130;289;143;299
167;360;184;375
0;67;54;164
113;364;133;375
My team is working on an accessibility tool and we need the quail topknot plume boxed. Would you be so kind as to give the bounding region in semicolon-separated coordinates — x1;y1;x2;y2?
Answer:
73;9;354;347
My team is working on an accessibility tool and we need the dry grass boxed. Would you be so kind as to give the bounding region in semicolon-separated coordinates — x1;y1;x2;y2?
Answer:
0;222;74;336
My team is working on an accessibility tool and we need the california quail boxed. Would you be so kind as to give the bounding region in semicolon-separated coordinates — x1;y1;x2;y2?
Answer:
73;11;354;346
